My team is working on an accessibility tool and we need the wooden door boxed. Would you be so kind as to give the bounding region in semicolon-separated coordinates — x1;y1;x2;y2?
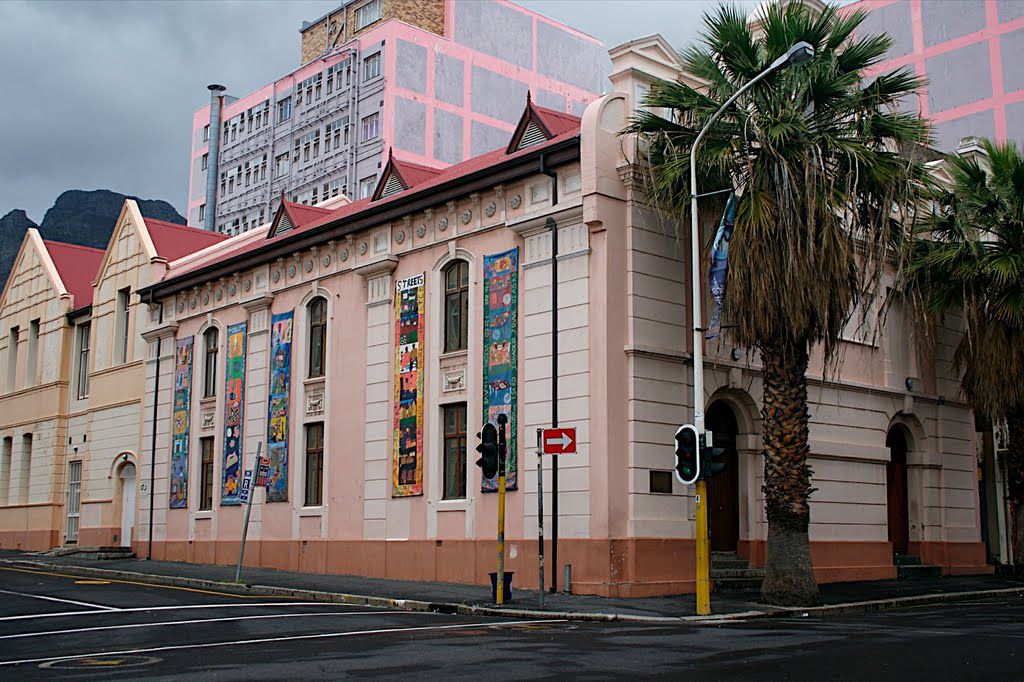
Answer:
707;403;740;552
886;431;909;554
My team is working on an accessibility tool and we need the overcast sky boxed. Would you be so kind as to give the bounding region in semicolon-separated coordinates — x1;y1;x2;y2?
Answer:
0;0;758;222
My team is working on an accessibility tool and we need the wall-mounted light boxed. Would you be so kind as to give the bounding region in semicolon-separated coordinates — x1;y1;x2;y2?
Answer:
904;377;920;392
731;347;742;362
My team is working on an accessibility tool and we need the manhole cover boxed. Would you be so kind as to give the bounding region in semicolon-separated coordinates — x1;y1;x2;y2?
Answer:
41;655;161;669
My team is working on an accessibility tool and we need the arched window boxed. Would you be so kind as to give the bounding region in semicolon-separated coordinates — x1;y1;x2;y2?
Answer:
203;328;219;398
443;260;469;353
308;297;327;378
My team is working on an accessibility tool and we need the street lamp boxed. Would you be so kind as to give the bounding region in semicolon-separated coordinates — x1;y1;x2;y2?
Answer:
687;41;814;617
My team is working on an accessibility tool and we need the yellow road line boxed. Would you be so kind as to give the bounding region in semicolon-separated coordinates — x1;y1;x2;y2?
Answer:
0;565;288;600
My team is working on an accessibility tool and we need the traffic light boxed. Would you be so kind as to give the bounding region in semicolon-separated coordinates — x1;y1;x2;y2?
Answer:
476;422;499;479
700;431;727;479
674;424;700;484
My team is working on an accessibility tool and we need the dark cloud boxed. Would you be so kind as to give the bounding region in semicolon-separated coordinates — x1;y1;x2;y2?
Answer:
0;0;755;222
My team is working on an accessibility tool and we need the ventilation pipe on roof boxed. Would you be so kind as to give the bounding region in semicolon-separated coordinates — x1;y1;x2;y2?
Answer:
204;84;227;232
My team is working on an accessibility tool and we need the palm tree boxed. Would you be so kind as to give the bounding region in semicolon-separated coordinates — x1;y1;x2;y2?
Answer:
908;138;1024;568
627;1;930;605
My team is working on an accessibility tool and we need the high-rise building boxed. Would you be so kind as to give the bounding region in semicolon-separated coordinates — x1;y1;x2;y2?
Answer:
852;0;1024;151
187;0;609;234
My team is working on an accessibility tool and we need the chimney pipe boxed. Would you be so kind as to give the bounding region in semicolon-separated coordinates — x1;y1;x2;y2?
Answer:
205;84;227;232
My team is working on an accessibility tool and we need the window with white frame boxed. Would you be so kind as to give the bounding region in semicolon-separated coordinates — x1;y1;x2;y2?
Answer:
4;326;15;392
304;422;324;506
116;288;131;364
76;322;90;399
201;153;209;171
361;112;379;141
275;152;290;178
355;0;382;30
363;52;381;81
359;174;376;199
199;437;214;511
277;96;292;123
203;327;218;398
308;297;327;378
442;403;467;500
198;204;206;223
203;124;210;142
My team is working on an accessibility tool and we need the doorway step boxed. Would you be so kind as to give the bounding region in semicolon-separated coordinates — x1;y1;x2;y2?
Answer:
44;545;135;561
894;553;941;579
711;551;764;592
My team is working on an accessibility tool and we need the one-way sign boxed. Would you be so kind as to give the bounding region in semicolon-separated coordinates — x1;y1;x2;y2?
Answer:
542;427;577;455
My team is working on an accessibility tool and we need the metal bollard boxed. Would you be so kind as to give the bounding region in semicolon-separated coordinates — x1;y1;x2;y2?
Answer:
563;564;571;594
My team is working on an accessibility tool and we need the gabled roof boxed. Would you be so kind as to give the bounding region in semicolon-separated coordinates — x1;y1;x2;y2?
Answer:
269;200;334;238
144;218;229;261
42;240;104;308
506;93;583;154
372;149;444;201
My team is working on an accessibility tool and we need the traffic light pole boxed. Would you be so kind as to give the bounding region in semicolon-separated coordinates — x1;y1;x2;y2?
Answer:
496;414;508;606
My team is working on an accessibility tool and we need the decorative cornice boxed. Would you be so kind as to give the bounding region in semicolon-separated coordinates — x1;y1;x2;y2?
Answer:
141;322;179;343
355;255;399;278
241;293;275;313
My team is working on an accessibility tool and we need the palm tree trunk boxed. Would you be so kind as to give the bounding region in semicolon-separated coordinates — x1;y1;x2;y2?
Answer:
1006;408;1024;570
759;338;821;606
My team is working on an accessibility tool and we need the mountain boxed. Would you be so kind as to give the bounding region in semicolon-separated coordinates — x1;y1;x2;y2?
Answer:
0;190;185;289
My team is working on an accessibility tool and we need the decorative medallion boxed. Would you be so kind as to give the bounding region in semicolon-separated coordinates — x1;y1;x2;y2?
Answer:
190;298;197;310
272;270;281;283
322;255;331;267
177;301;185;313
416;223;426;238
359;242;368;255
340;248;349;262
243;279;252;292
461;209;472;225
305;259;313;273
229;284;237;296
216;289;223;302
288;265;296;278
485;201;496;217
202;293;210;305
510;194;522;209
395;231;405;244
438;217;448;231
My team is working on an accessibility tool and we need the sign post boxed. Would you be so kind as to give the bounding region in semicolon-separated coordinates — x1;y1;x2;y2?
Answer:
235;441;262;582
536;428;544;610
495;414;508;605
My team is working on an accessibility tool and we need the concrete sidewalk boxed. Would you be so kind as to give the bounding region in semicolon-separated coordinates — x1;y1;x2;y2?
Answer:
2;549;1021;623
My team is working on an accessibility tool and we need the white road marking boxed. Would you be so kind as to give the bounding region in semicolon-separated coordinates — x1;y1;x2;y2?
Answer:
0;618;566;667
0;601;356;623
0;611;385;640
0;588;116;612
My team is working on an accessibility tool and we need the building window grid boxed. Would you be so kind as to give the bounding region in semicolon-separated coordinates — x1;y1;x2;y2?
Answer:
442;404;468;500
308;297;327;378
304;422;324;507
76;323;90;400
200;437;214;511
444;261;470;353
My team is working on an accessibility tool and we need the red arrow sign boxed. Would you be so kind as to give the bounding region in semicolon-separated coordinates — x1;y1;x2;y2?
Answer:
542;427;577;455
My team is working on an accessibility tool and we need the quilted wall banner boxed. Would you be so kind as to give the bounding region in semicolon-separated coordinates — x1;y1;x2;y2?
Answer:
482;248;519;492
393;273;425;497
169;337;194;509
221;322;248;505
266;311;293;502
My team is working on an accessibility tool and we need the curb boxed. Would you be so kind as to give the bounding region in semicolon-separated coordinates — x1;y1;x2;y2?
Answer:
2;558;1021;625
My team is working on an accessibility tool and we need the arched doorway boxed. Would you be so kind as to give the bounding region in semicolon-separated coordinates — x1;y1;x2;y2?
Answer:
885;427;910;555
119;462;137;548
706;401;740;552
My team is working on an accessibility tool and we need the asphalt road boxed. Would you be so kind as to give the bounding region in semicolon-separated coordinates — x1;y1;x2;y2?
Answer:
1;565;1022;680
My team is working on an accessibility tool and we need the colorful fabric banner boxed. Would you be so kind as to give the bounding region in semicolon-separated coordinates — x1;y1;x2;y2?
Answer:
393;274;425;497
169;337;194;509
482;248;519;492
221;322;248;505
266;311;293;502
707;191;737;341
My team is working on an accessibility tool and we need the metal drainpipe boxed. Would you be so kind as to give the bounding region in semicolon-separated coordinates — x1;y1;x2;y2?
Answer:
348;41;361;199
205;84;227;232
539;154;559;591
146;293;163;560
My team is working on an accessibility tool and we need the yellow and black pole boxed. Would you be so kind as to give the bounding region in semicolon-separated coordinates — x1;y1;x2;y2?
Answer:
496;413;509;605
695;477;710;615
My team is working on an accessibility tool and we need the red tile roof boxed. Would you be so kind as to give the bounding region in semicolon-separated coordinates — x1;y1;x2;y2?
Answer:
391;157;444;188
144;218;229;261
161;108;582;283
531;103;583;137
281;201;333;229
43;240;104;308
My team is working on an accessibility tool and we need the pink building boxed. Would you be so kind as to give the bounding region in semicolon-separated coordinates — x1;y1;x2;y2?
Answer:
137;38;991;597
186;0;608;235
852;0;1024;150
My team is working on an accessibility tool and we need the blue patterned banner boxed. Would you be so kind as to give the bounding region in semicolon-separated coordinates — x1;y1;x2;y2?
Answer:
482;248;518;492
266;311;293;502
169;337;194;509
221;322;247;505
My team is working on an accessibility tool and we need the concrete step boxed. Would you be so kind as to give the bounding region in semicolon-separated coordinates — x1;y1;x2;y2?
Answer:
45;546;135;560
710;568;765;580
897;563;942;579
713;577;763;592
894;553;923;567
711;558;750;570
